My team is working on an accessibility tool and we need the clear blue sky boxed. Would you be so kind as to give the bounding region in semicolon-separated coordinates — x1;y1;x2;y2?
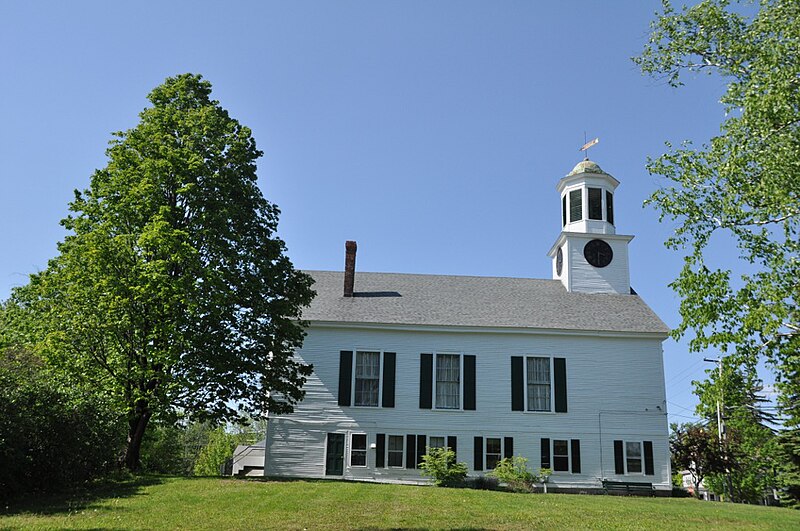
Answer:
0;1;740;423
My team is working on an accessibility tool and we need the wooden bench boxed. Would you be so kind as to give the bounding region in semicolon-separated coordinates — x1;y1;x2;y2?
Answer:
602;480;655;496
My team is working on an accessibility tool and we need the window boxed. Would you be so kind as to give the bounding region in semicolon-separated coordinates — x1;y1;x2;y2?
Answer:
614;440;653;475
350;434;367;467
541;438;581;473
588;187;603;220
429;436;446;449
435;354;461;409
354;351;380;406
486;438;502;470
569;189;582;222
526;357;551;412
606;190;614;225
387;435;404;467
553;440;569;472
626;441;643;473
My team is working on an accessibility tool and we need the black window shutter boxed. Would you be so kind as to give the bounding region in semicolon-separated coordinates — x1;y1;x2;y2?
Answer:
406;435;417;469
588;187;602;220
416;435;427;469
614;440;625;474
447;436;457;460
554;358;568;413
338;351;353;406
473;436;483;471
376;434;385;468
464;355;476;410
571;439;581;474
606;190;614;225
419;354;433;409
541;438;551;469
511;356;524;411
644;441;654;476
382;352;396;408
570;189;582;222
562;195;567;226
504;437;514;459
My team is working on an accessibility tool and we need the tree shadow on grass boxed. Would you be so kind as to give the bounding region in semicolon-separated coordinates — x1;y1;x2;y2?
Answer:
1;474;167;517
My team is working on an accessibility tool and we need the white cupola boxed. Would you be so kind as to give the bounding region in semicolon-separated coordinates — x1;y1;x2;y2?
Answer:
547;159;634;295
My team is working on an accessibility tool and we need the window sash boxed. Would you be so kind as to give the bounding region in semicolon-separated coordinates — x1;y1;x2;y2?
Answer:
527;357;551;411
354;351;380;406
486;438;502;470
626;441;643;474
387;435;404;467
351;434;367;467
429;436;446;449
435;354;461;409
553;439;569;472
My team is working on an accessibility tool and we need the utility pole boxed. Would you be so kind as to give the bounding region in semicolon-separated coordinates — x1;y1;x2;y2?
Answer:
704;357;732;502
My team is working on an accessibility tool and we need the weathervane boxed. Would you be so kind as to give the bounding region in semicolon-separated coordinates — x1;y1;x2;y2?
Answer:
579;133;599;160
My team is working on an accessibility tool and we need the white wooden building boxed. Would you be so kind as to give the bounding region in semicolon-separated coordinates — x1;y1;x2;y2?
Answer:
264;160;672;493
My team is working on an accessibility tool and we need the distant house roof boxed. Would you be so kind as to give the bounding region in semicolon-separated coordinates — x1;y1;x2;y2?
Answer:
301;270;669;336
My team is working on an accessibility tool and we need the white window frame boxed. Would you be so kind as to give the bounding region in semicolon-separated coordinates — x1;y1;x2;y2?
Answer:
428;436;447;451
524;355;554;413
349;433;368;468
386;434;405;469
587;186;604;221
551;439;572;474
433;352;464;411
624;441;644;475
351;349;384;408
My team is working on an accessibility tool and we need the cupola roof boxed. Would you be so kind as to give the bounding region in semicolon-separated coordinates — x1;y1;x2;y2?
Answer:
567;159;608;176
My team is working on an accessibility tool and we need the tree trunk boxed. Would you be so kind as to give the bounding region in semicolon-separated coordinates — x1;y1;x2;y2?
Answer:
124;401;152;471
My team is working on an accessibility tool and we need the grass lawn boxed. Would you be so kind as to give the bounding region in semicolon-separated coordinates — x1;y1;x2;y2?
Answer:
2;477;799;530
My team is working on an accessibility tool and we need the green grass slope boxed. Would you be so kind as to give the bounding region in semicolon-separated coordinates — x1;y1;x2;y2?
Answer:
2;477;799;530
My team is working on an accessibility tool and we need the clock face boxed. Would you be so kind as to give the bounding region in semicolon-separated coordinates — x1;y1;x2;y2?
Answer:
556;247;563;276
583;239;613;268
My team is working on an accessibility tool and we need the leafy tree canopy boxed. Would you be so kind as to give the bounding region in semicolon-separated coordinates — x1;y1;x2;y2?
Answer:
635;0;798;374
10;73;315;469
635;0;799;504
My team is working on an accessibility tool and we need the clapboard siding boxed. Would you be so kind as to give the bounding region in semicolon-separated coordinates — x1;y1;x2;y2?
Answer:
567;237;630;294
266;325;670;490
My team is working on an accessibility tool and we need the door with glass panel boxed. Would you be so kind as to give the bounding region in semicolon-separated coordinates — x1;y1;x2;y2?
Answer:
325;433;345;476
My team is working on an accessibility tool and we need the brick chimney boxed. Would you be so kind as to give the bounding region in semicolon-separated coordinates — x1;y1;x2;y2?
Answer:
343;240;357;297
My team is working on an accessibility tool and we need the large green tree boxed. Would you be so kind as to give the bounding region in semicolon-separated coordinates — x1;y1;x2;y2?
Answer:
12;74;315;470
694;359;779;502
635;0;799;505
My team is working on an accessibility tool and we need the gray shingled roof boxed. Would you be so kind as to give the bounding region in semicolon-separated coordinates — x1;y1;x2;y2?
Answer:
302;271;669;335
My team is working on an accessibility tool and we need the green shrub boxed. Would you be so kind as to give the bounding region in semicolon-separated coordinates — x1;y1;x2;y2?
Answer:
419;447;468;487
140;421;216;475
193;427;236;476
489;456;539;492
0;349;125;500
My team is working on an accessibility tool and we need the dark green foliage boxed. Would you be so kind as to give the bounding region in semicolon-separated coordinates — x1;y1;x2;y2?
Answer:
635;0;800;506
778;428;800;508
11;73;315;470
670;423;726;499
694;359;779;503
0;349;125;500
